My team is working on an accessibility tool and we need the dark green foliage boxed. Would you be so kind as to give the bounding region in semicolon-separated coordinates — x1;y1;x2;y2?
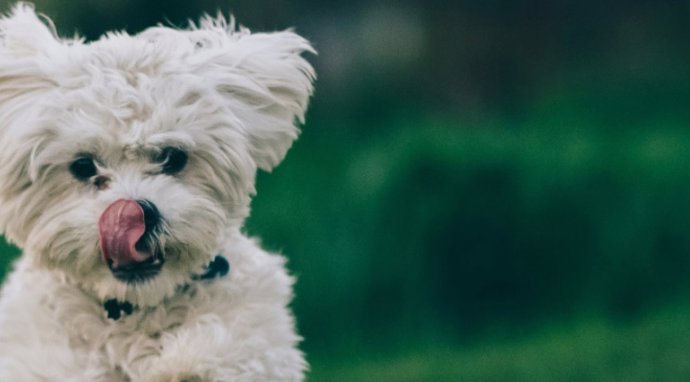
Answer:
245;112;690;355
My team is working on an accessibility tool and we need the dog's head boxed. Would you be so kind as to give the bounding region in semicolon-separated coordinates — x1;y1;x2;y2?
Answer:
0;4;315;306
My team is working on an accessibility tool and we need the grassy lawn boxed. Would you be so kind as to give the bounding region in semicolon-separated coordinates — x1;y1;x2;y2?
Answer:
309;303;690;382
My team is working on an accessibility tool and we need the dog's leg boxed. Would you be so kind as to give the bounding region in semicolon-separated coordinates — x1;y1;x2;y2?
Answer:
138;247;307;382
141;318;305;382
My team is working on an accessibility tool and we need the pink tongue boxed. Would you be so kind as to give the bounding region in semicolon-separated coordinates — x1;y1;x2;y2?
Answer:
98;199;150;267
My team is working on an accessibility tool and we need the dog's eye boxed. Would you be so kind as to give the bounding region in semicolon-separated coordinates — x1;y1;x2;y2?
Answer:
69;157;98;180
158;147;188;175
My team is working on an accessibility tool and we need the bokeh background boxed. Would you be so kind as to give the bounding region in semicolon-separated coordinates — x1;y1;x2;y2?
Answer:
1;1;690;381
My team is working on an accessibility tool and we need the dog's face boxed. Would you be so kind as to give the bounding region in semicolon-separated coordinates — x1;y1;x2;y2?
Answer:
0;5;314;306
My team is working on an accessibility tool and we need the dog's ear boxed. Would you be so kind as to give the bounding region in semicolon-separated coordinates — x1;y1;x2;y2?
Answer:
0;3;61;57
0;3;60;104
0;4;59;216
189;20;316;171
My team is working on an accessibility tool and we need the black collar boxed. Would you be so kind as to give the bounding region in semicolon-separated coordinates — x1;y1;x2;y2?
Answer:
104;255;230;320
192;255;231;281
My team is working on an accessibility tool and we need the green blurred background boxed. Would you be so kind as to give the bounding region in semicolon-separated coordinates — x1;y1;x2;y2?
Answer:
2;1;690;381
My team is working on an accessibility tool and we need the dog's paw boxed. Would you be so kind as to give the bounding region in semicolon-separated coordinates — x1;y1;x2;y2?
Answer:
147;372;206;382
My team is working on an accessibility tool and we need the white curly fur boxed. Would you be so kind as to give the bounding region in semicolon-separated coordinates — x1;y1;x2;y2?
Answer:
0;3;315;381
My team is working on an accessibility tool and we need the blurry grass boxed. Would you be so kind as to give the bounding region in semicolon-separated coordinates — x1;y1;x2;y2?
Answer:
249;113;690;351
310;302;690;381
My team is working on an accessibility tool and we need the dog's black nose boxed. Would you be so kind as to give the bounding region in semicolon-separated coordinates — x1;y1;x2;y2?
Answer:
133;199;161;255
137;200;160;229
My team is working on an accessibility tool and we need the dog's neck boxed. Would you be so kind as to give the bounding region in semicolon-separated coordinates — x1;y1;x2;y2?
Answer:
103;255;230;320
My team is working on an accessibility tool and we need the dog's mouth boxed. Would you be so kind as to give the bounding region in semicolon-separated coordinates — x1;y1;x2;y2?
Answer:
106;254;163;283
99;199;164;283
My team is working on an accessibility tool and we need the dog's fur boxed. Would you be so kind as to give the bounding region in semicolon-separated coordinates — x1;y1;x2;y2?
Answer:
0;3;315;381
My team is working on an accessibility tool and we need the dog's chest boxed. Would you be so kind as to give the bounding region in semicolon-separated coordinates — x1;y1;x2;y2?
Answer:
55;284;206;374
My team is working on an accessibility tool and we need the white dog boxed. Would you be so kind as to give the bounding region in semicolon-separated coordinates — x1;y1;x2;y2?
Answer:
0;3;315;381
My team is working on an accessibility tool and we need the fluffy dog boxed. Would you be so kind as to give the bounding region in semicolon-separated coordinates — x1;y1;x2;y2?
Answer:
0;3;315;381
